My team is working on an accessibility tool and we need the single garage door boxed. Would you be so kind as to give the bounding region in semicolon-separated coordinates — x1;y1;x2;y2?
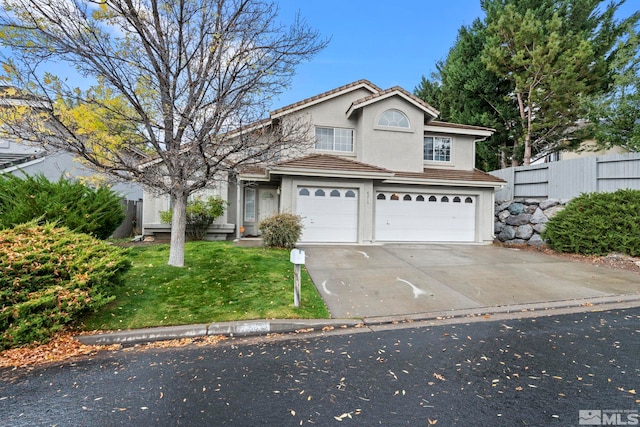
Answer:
296;187;358;242
375;192;475;242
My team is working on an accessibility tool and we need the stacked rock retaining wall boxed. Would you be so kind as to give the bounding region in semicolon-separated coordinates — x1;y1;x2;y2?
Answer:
494;199;568;246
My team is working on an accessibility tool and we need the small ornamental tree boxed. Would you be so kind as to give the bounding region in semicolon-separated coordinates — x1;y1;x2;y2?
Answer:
160;196;227;241
0;0;327;267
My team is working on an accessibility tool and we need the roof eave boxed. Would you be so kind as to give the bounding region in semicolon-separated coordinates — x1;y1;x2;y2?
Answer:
346;90;439;119
271;81;380;119
269;167;394;180
383;176;505;189
423;125;494;137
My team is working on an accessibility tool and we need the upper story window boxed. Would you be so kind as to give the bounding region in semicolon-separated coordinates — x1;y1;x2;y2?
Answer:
378;109;410;129
424;136;452;162
315;127;354;152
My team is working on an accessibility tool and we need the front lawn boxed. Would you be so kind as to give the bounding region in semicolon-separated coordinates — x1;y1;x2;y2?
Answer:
80;241;329;330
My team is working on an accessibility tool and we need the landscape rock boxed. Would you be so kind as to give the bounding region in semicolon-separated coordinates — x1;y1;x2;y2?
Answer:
539;199;559;210
528;234;545;246
495;199;567;246
543;204;565;219
533;223;547;234
498;210;511;222
530;208;548;224
497;226;516;242
506;213;532;226
508;203;526;215
516;224;534;240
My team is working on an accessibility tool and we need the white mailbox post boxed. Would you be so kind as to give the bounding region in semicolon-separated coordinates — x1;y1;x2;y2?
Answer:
290;249;305;307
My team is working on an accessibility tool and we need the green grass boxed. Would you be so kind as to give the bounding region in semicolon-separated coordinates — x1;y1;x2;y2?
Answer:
80;241;329;330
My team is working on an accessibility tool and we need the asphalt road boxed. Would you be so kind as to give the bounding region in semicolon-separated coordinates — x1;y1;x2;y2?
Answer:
2;308;639;426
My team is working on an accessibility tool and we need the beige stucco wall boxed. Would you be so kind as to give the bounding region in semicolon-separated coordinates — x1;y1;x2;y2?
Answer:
359;97;424;172
142;179;231;231
285;90;480;174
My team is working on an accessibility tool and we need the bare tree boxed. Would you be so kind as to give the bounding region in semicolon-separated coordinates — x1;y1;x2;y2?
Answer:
0;0;326;266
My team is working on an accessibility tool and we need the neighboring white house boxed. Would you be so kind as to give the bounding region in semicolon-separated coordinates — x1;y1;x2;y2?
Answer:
0;140;143;201
142;80;506;244
0;87;143;202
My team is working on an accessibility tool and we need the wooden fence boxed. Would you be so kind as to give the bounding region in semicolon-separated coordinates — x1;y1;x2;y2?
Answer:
490;152;640;202
112;199;143;238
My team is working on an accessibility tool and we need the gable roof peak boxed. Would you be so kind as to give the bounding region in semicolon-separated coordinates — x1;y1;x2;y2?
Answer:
346;85;440;119
271;79;382;118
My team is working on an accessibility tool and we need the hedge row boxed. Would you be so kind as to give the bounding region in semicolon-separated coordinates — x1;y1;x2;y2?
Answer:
0;174;124;239
544;189;640;256
0;222;130;349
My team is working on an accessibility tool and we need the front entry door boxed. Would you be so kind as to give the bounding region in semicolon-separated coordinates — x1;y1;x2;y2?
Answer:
258;189;278;223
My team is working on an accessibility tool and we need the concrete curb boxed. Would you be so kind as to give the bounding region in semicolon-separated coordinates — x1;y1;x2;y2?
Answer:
76;319;363;346
76;293;640;346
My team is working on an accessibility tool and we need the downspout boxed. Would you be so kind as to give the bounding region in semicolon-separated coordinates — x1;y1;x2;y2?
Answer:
236;179;242;240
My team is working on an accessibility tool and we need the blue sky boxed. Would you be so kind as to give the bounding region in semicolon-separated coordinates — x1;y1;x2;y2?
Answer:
272;0;485;109
271;0;639;110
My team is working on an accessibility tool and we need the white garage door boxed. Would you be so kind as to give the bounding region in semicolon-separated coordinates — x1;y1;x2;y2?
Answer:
296;187;358;242
375;192;476;242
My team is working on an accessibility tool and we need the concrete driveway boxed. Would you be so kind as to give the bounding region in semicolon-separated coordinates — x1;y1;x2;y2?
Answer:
301;244;640;319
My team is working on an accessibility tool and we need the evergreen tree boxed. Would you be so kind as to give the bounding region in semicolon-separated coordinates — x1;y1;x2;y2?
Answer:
417;0;639;167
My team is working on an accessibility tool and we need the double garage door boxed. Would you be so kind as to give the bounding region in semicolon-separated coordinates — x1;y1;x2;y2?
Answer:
375;192;476;242
296;187;476;243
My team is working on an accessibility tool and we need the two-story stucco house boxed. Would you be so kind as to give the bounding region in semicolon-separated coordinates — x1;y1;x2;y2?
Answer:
142;80;505;244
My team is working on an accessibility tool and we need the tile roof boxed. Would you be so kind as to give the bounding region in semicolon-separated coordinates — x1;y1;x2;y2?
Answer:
274;153;392;174
393;168;506;184
0;152;43;170
271;80;382;116
249;153;505;185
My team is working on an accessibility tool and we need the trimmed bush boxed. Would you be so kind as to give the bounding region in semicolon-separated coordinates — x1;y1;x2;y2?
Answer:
0;174;125;239
0;222;130;349
258;213;303;249
543;189;640;256
160;195;227;240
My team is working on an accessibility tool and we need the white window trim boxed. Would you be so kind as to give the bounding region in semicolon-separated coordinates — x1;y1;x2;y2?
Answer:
423;135;454;164
374;109;413;133
244;188;256;222
314;126;355;153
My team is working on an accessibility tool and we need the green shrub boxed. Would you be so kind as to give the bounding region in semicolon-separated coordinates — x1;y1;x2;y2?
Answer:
0;222;130;349
258;213;303;249
0;174;124;239
160;195;227;240
543;189;640;256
